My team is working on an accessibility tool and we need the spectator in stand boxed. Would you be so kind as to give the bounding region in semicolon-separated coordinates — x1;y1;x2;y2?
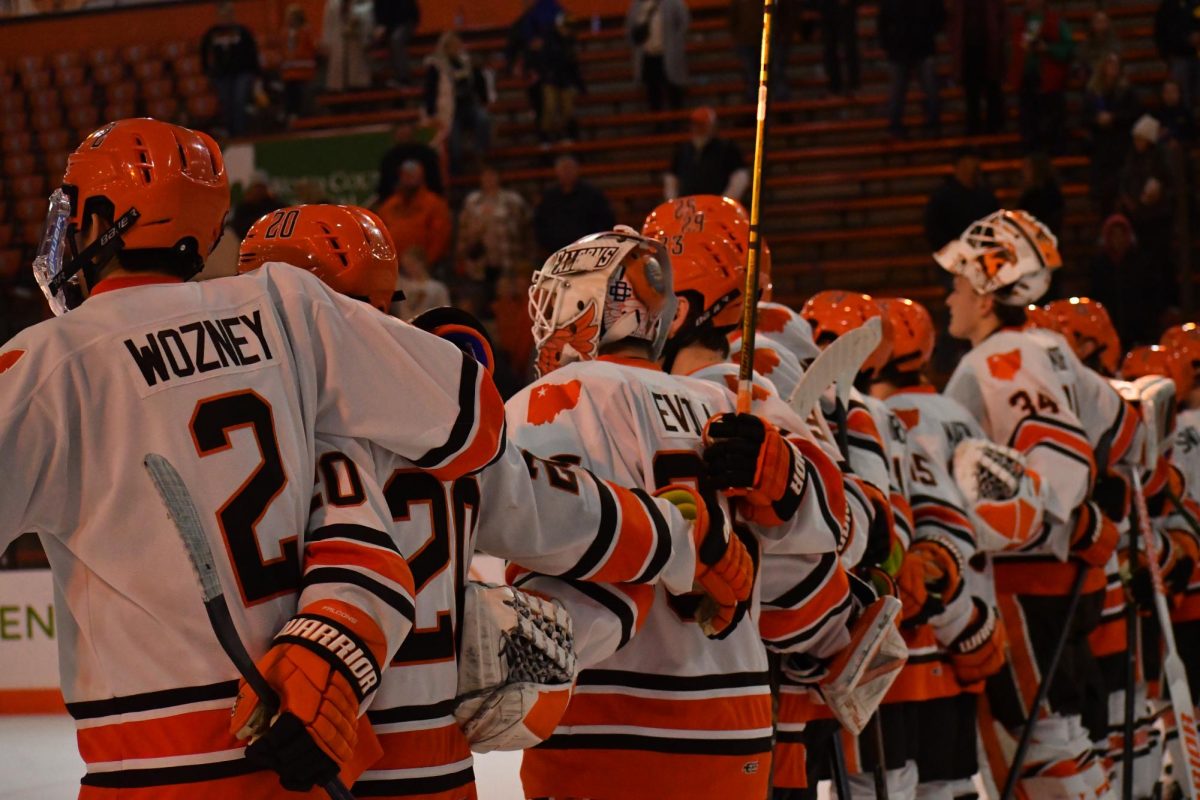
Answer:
1077;9;1120;81
1016;152;1064;235
878;0;944;139
373;0;419;86
1119;114;1177;285
377;122;445;201
923;148;1000;251
391;246;450;320
1091;213;1165;346
424;31;492;172
1085;52;1141;215
230;172;283;239
457;167;533;293
322;0;373;92
1010;0;1074;152
627;0;690;111
540;13;586;144
534;154;617;255
377;160;453;268
281;4;318;122
664;107;749;201
818;0;860;96
1155;78;1195;144
200;0;260;137
730;0;798;104
1155;0;1200;110
493;272;537;390
507;0;565;137
948;0;1006;135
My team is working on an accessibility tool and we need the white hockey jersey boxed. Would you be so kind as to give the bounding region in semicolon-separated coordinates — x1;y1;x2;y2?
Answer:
506;355;851;800
0;265;504;795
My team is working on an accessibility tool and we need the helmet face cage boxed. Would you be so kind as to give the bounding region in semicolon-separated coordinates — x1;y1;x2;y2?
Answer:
529;232;676;376
934;210;1060;305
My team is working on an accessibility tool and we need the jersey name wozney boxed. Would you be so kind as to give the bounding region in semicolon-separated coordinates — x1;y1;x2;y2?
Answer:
122;307;276;388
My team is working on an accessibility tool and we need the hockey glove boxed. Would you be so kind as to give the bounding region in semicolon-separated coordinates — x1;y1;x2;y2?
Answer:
948;598;1008;685
895;538;964;623
702;412;806;526
1069;501;1119;568
231;600;384;791
1093;470;1131;523
1166;528;1200;596
655;484;754;637
861;482;899;570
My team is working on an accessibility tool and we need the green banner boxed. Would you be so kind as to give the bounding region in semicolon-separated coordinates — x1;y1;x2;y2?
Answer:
226;127;394;208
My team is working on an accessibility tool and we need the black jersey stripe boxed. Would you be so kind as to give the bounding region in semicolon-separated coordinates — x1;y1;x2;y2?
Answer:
536;732;774;756
569;579;637;649
367;698;458;725
766;552;839;609
306;523;401;554
67;680;239;720
575;669;769;692
80;758;256;788
355;766;475;796
631;488;672;585
559;473;618;581
302;566;416;622
414;355;481;471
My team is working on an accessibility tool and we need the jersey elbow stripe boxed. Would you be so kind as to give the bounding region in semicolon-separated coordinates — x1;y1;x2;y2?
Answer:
303;540;416;598
631;488;672;584
416;356;506;479
766;552;839;609
563;579;640;648
1011;416;1096;473
307;523;402;555
559;475;619;581
585;484;662;585
763;595;853;650
302;565;416;622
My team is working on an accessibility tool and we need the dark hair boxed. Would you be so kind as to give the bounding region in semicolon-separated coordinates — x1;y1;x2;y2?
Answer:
993;301;1029;329
875;364;923;388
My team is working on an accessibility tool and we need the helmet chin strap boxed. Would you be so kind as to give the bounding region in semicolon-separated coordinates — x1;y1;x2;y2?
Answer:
53;207;140;299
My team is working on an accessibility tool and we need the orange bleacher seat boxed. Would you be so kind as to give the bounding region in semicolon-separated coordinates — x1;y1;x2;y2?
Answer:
186;93;218;121
0;250;22;280
55;65;87;88
173;55;203;77
61;85;94;107
68;106;100;132
0;115;26;134
21;70;53;91
0;94;23;115
142;78;174;101
133;60;165;81
12;174;47;199
51;52;83;71
161;40;192;61
16;54;46;74
91;63;126;85
88;48;118;68
0;226;13;249
105;101;137;121
31;109;65;132
3;154;35;178
178;74;210;97
260;48;282;71
122;44;152;64
147;98;181;122
15;197;45;222
21;220;45;246
38;129;72;153
0;73;14;93
105;82;137;103
1;132;32;157
44;150;69;178
29;90;61;111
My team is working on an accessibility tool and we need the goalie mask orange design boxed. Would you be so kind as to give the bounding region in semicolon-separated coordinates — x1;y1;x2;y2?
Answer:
535;303;601;378
1045;297;1121;377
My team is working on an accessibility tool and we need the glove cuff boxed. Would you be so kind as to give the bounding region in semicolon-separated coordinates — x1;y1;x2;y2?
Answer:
1070;501;1117;566
274;606;384;704
950;598;995;655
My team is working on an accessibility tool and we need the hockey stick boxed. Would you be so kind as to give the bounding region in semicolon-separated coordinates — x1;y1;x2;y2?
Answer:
1130;469;1200;800
1122;509;1138;800
999;563;1090;800
787;317;882;422
143;454;356;800
734;0;774;413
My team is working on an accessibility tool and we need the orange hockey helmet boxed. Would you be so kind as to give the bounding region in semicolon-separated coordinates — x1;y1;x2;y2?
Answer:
1161;323;1200;378
1045;297;1121;377
642;195;773;299
239;204;398;313
1121;345;1195;397
878;298;934;373
800;290;894;378
1023;304;1060;333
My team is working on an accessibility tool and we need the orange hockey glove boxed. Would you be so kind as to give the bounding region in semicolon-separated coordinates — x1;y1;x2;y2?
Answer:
655;485;754;637
948;599;1008;685
231;600;385;792
702;412;806;527
1070;501;1118;568
895;538;964;623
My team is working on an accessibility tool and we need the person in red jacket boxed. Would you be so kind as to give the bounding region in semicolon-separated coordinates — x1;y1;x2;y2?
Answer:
1010;0;1074;152
375;160;453;268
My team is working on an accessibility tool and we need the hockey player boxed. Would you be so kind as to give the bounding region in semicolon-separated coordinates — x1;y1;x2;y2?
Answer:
871;297;1012;800
237;205;754;799
937;210;1118;799
0;119;507;797
508;228;852;800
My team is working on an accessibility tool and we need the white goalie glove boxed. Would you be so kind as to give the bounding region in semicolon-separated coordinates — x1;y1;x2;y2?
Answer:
454;582;577;753
1113;375;1176;470
953;438;1045;553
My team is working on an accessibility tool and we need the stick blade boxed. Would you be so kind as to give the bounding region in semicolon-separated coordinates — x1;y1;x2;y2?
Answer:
144;453;223;603
787;317;881;420
1164;653;1200;798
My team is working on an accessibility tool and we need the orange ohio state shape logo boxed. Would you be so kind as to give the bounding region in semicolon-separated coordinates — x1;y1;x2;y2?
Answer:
0;350;25;374
527;380;582;425
986;349;1022;381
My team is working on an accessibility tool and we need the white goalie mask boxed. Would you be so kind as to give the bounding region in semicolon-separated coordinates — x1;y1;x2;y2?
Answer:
529;230;677;377
934;210;1061;306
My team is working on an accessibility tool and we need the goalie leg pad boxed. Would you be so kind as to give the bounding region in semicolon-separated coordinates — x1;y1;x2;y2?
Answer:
454;583;577;752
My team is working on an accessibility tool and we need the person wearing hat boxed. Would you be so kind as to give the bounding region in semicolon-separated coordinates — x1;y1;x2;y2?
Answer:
663;107;750;201
1119;113;1177;290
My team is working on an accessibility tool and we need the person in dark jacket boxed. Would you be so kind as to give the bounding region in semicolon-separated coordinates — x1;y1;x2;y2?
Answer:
819;0;860;95
1084;52;1141;214
374;0;420;86
878;0;945;137
1017;152;1064;235
1155;0;1200;109
1155;78;1196;143
1010;0;1074;152
947;0;1006;134
1091;213;1167;346
201;0;260;137
924;149;1000;251
1119;115;1177;292
534;155;617;255
664;107;749;200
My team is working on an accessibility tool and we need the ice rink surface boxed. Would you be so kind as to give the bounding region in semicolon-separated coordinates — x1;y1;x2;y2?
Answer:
0;715;526;799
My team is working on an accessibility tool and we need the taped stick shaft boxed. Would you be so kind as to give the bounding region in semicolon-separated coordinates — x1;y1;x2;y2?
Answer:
736;0;774;412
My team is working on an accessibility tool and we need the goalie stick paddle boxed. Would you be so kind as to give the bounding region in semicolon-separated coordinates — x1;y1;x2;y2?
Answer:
143;454;357;800
1130;470;1200;800
787;317;882;422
